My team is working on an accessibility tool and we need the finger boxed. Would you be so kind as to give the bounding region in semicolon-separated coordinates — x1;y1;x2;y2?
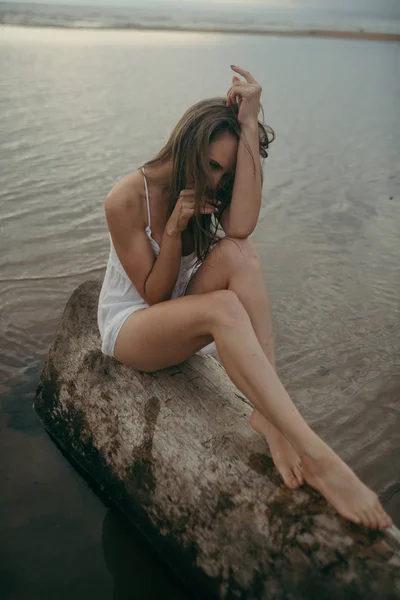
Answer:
230;65;257;84
200;199;219;208
229;82;245;98
199;207;217;215
199;198;218;208
226;84;241;105
205;201;220;210
232;75;240;85
179;189;196;196
230;82;246;90
226;85;234;106
228;88;241;107
195;196;215;205
182;203;196;214
227;87;241;107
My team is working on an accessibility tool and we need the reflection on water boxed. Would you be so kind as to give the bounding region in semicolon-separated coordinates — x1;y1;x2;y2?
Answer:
0;25;220;46
102;510;190;600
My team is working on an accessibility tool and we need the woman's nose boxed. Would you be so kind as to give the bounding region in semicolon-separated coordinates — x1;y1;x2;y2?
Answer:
212;172;222;187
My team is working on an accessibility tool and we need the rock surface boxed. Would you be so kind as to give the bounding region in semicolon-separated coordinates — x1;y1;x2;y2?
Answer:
34;280;400;600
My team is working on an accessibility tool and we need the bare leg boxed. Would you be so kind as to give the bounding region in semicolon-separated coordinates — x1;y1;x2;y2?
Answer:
208;294;392;530
186;237;304;489
229;247;305;489
115;262;392;529
185;238;392;528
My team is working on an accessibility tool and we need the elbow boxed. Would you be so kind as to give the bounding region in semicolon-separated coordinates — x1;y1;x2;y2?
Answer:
142;285;169;307
231;231;254;239
142;282;155;306
223;217;257;239
146;295;163;307
142;288;158;306
224;226;255;239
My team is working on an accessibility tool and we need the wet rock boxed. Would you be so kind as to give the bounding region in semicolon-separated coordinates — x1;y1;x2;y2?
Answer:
34;280;400;600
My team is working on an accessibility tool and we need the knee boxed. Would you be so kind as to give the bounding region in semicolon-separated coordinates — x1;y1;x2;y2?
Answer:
206;289;250;328
217;236;261;271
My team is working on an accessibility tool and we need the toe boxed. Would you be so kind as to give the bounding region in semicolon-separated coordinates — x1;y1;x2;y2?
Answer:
294;463;304;486
364;504;378;529
375;506;388;530
287;474;299;489
376;509;386;530
344;511;362;526
369;508;379;530
281;469;299;489
376;504;392;529
291;476;300;489
360;509;373;528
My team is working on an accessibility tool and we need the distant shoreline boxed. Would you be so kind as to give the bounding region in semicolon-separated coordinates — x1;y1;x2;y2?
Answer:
1;22;399;43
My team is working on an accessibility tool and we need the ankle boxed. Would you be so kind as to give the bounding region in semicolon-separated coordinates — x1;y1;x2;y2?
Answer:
300;443;337;466
297;435;334;462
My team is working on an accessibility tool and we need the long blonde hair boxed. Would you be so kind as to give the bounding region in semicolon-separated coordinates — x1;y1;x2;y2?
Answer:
142;97;274;263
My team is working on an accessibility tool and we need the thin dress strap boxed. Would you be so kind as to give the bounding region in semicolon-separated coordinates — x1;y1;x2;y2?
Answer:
141;166;151;230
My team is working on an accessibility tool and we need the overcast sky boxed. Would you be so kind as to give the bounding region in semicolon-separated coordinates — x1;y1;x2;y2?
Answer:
4;0;400;20
5;0;399;10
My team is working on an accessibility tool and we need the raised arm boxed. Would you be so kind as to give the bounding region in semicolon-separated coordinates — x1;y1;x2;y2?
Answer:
222;66;263;238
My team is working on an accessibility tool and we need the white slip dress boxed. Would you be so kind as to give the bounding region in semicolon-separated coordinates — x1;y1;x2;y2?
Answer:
97;168;217;358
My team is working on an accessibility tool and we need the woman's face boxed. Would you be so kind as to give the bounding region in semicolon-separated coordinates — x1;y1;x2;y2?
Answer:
208;130;238;189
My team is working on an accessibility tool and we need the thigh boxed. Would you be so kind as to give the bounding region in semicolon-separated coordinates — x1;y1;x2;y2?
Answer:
114;293;215;372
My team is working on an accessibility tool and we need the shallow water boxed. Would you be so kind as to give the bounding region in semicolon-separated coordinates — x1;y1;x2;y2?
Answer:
0;25;399;599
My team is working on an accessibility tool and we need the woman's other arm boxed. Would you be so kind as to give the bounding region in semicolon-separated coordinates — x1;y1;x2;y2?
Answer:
105;185;182;306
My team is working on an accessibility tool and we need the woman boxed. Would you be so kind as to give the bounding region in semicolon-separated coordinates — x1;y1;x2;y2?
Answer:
98;65;392;530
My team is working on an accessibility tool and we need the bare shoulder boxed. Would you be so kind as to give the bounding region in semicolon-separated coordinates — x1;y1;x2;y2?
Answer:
105;170;146;230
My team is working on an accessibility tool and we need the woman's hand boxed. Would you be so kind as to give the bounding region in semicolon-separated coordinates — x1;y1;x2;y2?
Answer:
165;190;219;237
226;65;262;129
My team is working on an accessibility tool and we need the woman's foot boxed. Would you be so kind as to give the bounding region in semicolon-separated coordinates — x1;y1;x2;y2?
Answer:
250;410;393;530
300;446;393;530
250;409;304;489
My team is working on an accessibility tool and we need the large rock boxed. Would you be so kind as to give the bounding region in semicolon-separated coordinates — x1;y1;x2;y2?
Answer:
34;281;400;600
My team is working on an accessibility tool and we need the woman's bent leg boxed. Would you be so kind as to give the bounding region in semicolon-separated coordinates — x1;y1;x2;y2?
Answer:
114;288;392;529
186;237;304;489
114;294;215;371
